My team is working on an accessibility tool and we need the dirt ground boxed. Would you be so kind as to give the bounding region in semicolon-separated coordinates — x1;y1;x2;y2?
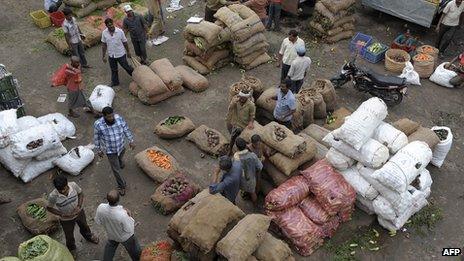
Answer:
1;0;464;260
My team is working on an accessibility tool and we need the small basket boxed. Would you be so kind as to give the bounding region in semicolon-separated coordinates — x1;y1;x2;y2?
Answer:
363;43;389;63
416;45;439;64
50;11;65;27
413;54;435;78
30;10;51;28
385;49;410;73
349;32;373;56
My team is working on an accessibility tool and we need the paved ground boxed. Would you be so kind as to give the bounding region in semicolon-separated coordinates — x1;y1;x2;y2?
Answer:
1;0;464;260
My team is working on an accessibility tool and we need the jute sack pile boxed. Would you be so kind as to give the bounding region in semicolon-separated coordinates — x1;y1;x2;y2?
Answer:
186;125;230;156
154;116;195;139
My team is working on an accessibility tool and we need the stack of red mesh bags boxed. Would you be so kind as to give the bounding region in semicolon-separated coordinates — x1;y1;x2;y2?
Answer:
265;159;356;256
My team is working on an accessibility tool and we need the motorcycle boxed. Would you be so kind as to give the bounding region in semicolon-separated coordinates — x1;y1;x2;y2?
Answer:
330;58;408;106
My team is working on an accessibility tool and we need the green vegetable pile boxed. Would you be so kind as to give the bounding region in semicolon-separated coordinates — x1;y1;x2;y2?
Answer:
27;203;47;220
162;116;184;126
193;37;207;51
52;28;65;39
326;113;336;125
433;128;448;141
368;43;385;54
20;237;48;260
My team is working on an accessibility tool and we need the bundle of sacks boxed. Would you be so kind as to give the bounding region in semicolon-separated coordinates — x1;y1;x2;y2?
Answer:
308;0;356;43
167;190;294;260
265;159;356;256
228;74;264;100
64;0;121;18
47;21;102;55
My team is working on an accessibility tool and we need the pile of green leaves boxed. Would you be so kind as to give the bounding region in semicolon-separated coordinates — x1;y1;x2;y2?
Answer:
324;227;381;261
53;28;65;39
26;203;46;220
326;112;336;124
163;116;184;126
20;237;48;260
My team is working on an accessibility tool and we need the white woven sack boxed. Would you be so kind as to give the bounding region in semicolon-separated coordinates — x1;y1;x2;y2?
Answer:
324;133;389;168
54;145;95;176
373;122;408;154
35;144;67;161
399;62;420;86
0;146;31;177
0;109;18;148
356;195;375;215
429;62;458;88
340;167;379;200
10;124;62;159
373;141;432;193
414;168;432;192
373;196;396;221
38;113;76;141
16;116;40;132
89;85;115;112
430;126;452;168
325;147;355;170
332;97;387;150
20;156;60;183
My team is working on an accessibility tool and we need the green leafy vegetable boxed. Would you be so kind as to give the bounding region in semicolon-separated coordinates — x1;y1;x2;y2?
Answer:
20;237;49;260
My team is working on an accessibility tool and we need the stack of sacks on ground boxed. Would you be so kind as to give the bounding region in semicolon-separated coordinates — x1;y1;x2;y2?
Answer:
0;110;74;183
308;0;356;43
47;21;102;55
228;74;264;101
265;159;356;256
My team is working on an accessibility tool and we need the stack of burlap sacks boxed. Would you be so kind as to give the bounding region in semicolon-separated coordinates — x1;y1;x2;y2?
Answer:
228;74;264;101
309;0;356;43
64;0;117;18
167;190;294;261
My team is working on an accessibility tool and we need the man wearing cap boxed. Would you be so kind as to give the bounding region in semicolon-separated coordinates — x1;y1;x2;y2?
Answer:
226;90;256;155
287;45;311;93
123;5;149;65
435;0;464;54
445;52;464;88
277;30;305;82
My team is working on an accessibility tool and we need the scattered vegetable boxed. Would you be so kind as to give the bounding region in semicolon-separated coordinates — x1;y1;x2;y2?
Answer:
162;116;184;126
26;203;47;220
326;112;336;124
146;150;172;170
433;128;448;141
367;43;385;54
19;237;48;260
26;139;44;150
205;129;220;147
414;54;433;62
273;126;287;141
161;176;189;197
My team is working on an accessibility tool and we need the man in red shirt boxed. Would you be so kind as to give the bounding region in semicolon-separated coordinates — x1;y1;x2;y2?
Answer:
446;53;464;88
266;0;281;31
66;56;94;118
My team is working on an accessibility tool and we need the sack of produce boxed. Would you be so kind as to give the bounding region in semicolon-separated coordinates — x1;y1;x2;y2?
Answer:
63;0;90;7
78;21;102;48
183;56;210;75
10;124;61;159
168;189;213;232
38;113;76;141
332;97;388;150
89;85;115;112
301;159;356;216
154;116;195;139
238;121;263;143
311;79;337;112
385;49;411;73
326;30;354;44
135;146;179;183
0;146;31;177
373;122;408;154
299;133;328;161
243;53;272;70
129;81;139;96
264;176;310;211
373;141;432;193
392;118;420;136
263;160;291;186
140;240;173;261
294;93;314;128
325;147;355;170
235;42;269;58
46;28;71;55
184;21;222;45
137;86;185;105
399;62;420;86
214;6;243;28
321;0;355;14
149;58;183;91
298;196;330;225
233;33;267;54
132;65;169;97
0;109;18;148
53;145;94;176
301;124;330;147
339;167;379;200
16;116;40;133
269;206;323;256
269;140;316;176
151;172;200;215
186;125;229;156
253;232;293;261
231;16;265;43
228;4;257;19
324;107;351;131
18;235;73;261
72;2;97;18
298;88;326;119
35;144;67;161
416;45;439;62
413;53;434;78
256;88;277;113
217;214;271;261
229;80;254;101
17;198;59;235
235;49;267;66
261;122;307;159
21;156;61;183
175;65;209;92
197;49;230;70
408;127;441;149
430;126;453;168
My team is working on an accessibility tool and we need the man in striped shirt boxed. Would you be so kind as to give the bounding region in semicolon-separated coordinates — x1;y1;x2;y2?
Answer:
94;107;135;196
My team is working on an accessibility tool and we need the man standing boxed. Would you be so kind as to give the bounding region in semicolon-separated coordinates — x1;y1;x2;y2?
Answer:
210;156;243;204
102;18;134;87
234;138;263;206
64;56;94;118
94;107;135;196
44;0;62;13
244;0;269;24
226;91;255;154
435;0;464;54
47;176;99;257
268;80;296;129
63;8;90;69
123;5;148;65
266;0;281;31
277;30;305;82
95;190;141;261
287;45;311;93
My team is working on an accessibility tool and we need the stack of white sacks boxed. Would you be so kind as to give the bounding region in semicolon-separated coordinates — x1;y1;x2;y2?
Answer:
322;97;433;231
0;109;94;182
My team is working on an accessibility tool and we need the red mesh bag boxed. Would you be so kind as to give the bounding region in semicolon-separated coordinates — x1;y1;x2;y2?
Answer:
320;216;340;238
298;196;330;225
140;240;173;261
301;159;356;216
337;205;355;222
51;64;68;87
264;176;310;211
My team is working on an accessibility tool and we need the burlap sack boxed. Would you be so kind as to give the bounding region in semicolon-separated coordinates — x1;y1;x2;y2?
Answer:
333;15;355;28
214;6;243;28
294;94;315;129
269;140;316;176
184;21;222;45
134;146;179;183
132;65;169;96
315;2;336;25
236;48;267;65
219;27;232;43
72;2;97;18
312;93;327;119
228;4;257;19
327;27;343;37
253;232;294;261
326;30;354;43
342;22;355;31
235;42;269;58
408;127;440;149
216;214;271;261
321;0;356;14
196;49;230;70
186;125;230;156
239;121;263;142
64;0;90;7
183;56;210;75
129;81;139;96
149;58;183;91
233;33;267;54
324;107;352;131
154;116;195;139
95;0;116;9
184;41;215;60
262;122;307;158
301;124;331;148
175;65;209;92
309;21;327;36
78;21;101;48
392;118;420;136
137;86;184;105
46;29;71;55
310;79;337;112
231;16;265;43
299;133;329;161
17;198;59;235
242;74;264;94
243;53;271;70
169;189;213;234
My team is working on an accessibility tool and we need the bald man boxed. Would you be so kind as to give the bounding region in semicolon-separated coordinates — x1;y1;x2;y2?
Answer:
95;190;141;261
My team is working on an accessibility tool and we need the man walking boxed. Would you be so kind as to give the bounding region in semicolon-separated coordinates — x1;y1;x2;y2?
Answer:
95;190;141;261
102;18;134;87
47;176;99;257
94;107;135;196
123;5;148;65
226;90;255;154
266;0;281;31
277;30;305;82
287;45;311;93
210;156;242;204
268;80;296;129
63;7;90;69
64;56;94;118
435;0;464;55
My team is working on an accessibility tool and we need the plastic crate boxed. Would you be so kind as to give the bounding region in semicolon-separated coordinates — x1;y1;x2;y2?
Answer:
50;11;65;27
0;97;23;110
349;32;373;57
0;74;16;92
30;10;51;28
363;43;389;64
0;88;19;102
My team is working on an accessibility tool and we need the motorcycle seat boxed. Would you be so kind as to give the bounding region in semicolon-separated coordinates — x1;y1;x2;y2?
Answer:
366;70;406;86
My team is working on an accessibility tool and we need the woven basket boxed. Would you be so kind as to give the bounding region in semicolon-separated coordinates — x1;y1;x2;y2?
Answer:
413;54;435;78
417;45;439;63
385;49;410;73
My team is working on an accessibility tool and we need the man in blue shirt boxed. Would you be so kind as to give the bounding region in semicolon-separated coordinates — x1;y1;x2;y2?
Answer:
268;79;297;130
94;107;135;196
209;156;242;204
44;0;63;13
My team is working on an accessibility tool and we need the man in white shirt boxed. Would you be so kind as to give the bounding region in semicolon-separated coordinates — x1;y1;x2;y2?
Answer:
102;18;134;87
287;45;311;93
277;30;305;83
436;0;464;54
95;190;141;261
63;8;90;68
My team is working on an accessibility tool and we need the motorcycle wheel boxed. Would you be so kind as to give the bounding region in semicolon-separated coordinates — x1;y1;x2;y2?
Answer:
380;91;403;107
